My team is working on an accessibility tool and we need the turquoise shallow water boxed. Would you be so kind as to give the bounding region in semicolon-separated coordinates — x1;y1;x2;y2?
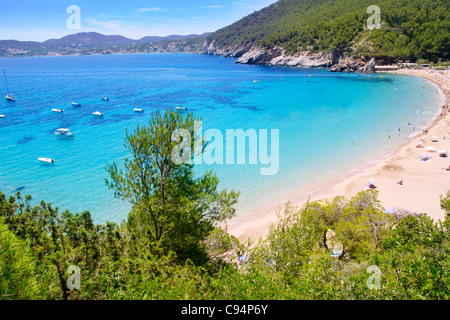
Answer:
0;53;442;224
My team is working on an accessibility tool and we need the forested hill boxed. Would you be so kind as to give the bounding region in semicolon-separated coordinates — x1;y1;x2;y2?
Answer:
203;0;450;66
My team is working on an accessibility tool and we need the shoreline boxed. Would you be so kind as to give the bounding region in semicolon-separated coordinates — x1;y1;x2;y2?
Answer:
228;68;450;242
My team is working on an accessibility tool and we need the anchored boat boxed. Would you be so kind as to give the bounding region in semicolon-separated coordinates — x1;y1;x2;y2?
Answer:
38;157;55;164
54;128;74;137
3;70;15;101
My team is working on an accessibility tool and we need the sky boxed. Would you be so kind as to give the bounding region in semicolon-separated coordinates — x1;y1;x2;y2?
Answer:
0;0;278;41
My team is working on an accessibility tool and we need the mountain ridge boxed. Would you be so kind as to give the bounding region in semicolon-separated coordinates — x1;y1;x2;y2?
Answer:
0;32;211;57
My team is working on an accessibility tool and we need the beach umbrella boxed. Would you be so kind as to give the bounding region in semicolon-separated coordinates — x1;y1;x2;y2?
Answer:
427;146;437;152
439;150;448;157
368;178;376;184
431;136;438;142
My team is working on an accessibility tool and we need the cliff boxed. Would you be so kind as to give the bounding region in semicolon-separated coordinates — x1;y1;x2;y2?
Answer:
201;41;376;73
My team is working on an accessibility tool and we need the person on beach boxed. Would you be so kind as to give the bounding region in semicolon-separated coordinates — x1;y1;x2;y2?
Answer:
397;180;403;185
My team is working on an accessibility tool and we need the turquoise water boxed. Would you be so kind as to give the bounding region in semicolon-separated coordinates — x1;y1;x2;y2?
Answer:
0;53;442;224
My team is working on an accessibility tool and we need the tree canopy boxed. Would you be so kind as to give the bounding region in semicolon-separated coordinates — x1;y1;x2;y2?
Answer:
207;0;450;63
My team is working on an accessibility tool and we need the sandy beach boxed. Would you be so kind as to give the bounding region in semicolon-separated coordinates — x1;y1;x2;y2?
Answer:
229;67;450;242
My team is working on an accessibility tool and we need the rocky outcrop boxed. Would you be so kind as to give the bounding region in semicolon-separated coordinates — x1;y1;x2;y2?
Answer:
201;40;253;58
330;57;376;73
358;58;376;73
202;40;376;73
235;47;338;67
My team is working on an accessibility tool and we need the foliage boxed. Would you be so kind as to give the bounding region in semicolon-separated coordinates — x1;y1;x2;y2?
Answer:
105;109;239;264
1;188;449;299
207;0;450;62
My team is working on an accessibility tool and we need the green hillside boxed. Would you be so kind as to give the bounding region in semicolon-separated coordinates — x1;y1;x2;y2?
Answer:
207;0;450;63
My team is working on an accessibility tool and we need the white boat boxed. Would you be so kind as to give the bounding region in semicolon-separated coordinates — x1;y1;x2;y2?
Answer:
38;157;55;164
52;108;64;113
102;97;109;101
54;128;74;137
72;102;81;107
134;108;144;112
0;114;5;118
3;70;15;101
92;111;104;116
176;106;188;111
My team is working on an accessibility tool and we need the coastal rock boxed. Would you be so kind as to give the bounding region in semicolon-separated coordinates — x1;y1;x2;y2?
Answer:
357;58;376;73
202;40;252;58
203;40;376;74
236;47;337;68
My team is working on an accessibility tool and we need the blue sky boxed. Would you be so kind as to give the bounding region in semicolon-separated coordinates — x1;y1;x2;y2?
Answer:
0;0;278;41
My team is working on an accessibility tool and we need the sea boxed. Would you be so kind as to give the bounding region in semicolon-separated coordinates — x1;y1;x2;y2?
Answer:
0;53;442;225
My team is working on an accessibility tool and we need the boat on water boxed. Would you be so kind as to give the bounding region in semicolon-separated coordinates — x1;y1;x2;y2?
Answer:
72;102;81;107
102;97;109;101
3;70;15;101
54;128;74;137
176;106;188;111
38;157;55;164
92;111;104;116
0;114;5;118
134;108;144;112
52;108;64;113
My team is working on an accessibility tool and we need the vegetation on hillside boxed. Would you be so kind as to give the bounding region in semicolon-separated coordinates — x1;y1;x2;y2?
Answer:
207;0;450;63
1;110;449;300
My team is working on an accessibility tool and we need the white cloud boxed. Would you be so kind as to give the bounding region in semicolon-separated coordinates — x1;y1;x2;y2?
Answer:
84;19;148;39
136;7;165;12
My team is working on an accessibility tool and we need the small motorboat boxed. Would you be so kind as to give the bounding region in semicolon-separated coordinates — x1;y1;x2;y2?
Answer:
38;157;55;164
92;111;104;116
176;106;188;111
72;102;81;107
134;108;144;112
0;114;5;118
102;97;109;101
52;108;64;113
54;128;74;137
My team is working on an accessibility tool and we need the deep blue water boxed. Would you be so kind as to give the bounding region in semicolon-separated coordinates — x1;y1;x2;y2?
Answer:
0;53;442;224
